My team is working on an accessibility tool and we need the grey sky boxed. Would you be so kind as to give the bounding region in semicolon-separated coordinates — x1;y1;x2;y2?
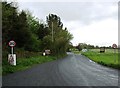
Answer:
14;0;119;46
17;2;117;24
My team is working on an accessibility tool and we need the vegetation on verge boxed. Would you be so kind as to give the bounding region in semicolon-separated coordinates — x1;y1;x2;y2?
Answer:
2;1;73;75
3;55;57;75
81;49;120;69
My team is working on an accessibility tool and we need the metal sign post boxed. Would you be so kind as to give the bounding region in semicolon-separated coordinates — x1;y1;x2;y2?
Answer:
8;40;16;66
11;47;13;54
112;44;117;63
114;48;116;63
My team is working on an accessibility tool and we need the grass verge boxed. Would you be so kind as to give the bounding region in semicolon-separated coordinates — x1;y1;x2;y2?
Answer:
2;55;57;75
82;50;120;69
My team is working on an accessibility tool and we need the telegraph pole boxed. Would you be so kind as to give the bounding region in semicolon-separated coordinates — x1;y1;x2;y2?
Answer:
52;22;53;42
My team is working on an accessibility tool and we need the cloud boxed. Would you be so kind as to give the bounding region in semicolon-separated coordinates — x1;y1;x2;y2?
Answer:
17;2;118;25
65;18;118;46
15;0;119;2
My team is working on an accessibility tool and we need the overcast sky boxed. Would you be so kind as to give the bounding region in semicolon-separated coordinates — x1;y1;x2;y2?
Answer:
10;0;119;46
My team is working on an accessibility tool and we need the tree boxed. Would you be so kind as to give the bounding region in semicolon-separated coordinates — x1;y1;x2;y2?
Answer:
36;24;50;40
42;35;52;51
2;2;18;50
26;12;50;51
76;44;82;51
11;10;32;48
2;2;37;51
2;1;73;56
95;45;99;49
26;11;40;34
24;34;42;51
46;14;73;55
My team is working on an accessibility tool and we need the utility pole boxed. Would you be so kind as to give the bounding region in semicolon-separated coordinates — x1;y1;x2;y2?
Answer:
52;22;53;42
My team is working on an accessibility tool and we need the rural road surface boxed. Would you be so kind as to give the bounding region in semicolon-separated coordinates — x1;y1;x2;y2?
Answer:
2;52;119;87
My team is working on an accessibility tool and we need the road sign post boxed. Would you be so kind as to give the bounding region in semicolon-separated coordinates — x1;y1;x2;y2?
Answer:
112;44;117;63
8;40;16;66
11;47;13;54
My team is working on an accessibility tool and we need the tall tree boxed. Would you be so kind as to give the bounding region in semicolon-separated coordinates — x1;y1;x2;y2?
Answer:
26;11;50;40
2;2;33;50
46;14;73;55
26;12;50;51
36;24;50;40
11;10;31;48
2;2;18;50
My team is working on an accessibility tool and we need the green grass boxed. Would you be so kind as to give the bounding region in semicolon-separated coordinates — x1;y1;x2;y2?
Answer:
82;49;120;69
2;55;57;75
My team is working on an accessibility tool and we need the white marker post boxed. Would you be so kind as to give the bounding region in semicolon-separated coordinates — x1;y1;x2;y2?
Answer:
8;40;16;66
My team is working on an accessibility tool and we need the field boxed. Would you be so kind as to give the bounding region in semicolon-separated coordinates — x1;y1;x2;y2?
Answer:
81;49;120;69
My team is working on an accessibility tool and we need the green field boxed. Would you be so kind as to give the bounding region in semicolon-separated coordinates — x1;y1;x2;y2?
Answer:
81;49;120;69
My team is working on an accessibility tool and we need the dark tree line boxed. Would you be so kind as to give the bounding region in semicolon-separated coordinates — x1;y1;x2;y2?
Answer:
76;43;96;51
2;1;73;56
75;43;113;51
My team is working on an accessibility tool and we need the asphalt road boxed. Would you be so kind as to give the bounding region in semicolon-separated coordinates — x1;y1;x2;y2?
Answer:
2;52;119;86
